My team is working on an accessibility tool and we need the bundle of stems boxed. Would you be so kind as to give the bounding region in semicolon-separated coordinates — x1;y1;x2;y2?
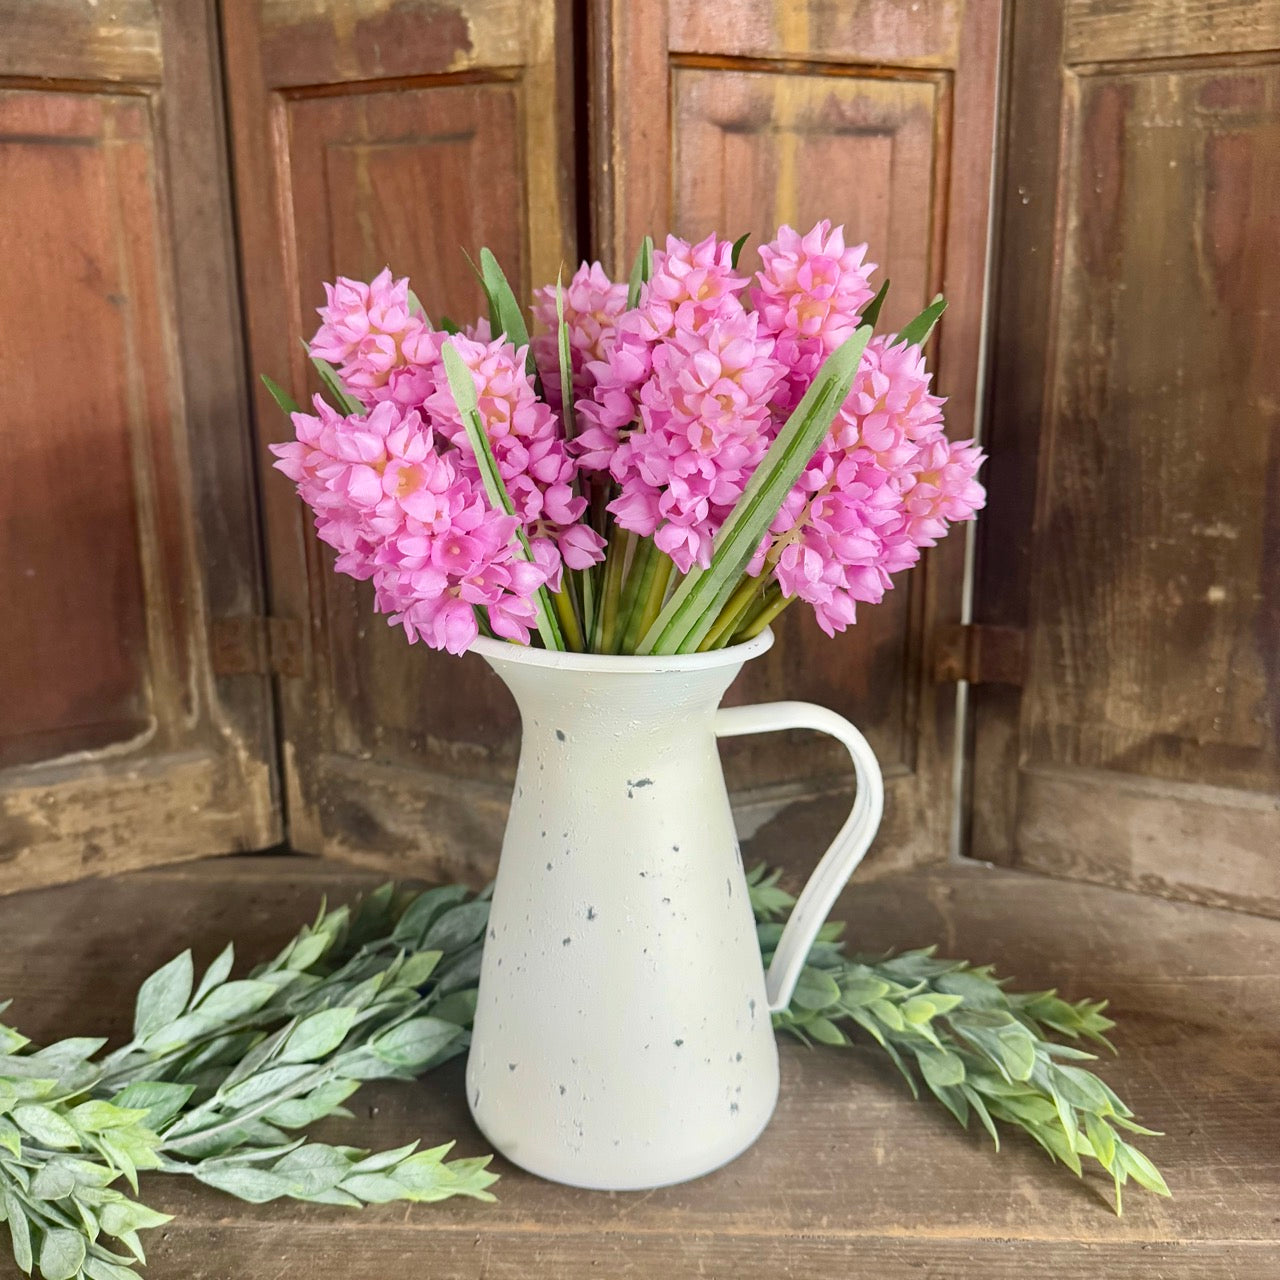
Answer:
443;247;946;658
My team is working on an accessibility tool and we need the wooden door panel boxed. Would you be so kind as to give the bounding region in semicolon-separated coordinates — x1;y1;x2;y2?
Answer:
974;0;1280;915
670;64;945;786
591;0;1000;869
225;1;575;872
287;81;528;778
0;1;278;890
1;91;157;766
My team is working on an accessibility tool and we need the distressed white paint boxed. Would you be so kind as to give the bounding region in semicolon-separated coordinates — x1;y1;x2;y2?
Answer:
465;628;884;1190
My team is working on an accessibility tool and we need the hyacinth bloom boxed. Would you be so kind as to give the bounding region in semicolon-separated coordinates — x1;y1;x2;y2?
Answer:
751;221;877;412
755;333;985;636
310;268;441;408
271;222;985;655
424;334;606;586
271;396;552;654
574;234;750;471
606;310;787;571
530;262;629;414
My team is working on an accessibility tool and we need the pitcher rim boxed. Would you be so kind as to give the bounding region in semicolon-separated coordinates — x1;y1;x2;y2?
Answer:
469;627;775;673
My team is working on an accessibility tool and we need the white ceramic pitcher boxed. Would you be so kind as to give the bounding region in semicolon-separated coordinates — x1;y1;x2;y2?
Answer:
465;627;883;1190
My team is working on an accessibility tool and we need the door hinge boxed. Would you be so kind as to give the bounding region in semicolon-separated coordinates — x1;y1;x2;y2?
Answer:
211;616;306;679
932;623;1026;686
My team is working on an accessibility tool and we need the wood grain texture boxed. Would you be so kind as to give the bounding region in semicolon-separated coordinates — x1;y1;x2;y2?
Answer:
0;1;278;891
224;0;576;862
669;0;965;66
590;0;1000;870
0;0;162;83
973;0;1280;913
1;855;1277;1278
1064;0;1280;64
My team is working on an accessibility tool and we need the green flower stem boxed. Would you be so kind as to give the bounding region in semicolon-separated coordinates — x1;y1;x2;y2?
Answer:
614;536;657;654
697;573;765;652
626;552;675;655
734;583;793;641
551;587;585;653
595;526;631;653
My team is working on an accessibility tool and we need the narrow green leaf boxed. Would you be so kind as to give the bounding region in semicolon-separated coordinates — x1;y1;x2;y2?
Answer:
216;1064;318;1110
29;1163;77;1202
961;1084;1001;1150
477;248;538;382
392;884;471;948
68;1102;149;1134
790;968;841;1012
730;232;750;269
431;988;479;1028
637;325;871;654
260;374;300;418
440;340;565;650
860;278;890;329
193;1165;294;1204
133;951;194;1041
554;276;577;438
192;944;235;1007
83;1259;141;1280
277;1008;357;1065
194;979;277;1023
423;901;490;953
12;1105;80;1150
1084;1113;1117;1171
803;1016;847;1046
4;1190;32;1274
97;1202;171;1238
916;1047;966;1090
895;294;946;349
370;1017;461;1070
1115;1142;1171;1197
308;352;364;416
627;235;654;308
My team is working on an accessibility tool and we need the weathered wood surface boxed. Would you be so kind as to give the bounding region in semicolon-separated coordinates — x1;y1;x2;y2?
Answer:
0;0;278;891
972;0;1280;913
223;0;576;864
590;0;1001;871
2;855;1278;1278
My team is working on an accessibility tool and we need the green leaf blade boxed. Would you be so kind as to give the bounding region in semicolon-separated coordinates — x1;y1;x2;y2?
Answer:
636;326;872;655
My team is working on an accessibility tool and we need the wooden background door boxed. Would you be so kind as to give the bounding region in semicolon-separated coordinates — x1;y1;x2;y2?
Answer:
0;0;278;892
223;0;1001;882
8;1;1273;912
590;0;1001;873
973;0;1280;916
222;0;578;881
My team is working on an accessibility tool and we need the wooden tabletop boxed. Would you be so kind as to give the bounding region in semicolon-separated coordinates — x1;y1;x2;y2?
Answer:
2;856;1278;1278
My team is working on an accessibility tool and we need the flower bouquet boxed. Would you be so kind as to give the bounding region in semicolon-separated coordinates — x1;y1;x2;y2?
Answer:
267;222;985;659
264;223;989;1190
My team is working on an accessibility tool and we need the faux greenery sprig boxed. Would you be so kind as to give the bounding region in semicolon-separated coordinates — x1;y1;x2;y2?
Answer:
2;872;1165;1279
747;867;1169;1213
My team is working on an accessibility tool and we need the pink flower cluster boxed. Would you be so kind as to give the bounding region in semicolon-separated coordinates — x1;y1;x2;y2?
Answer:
758;336;984;636
274;222;986;652
272;269;606;653
530;262;629;415
309;268;442;409
424;334;605;586
270;398;546;653
750;221;876;413
571;221;985;628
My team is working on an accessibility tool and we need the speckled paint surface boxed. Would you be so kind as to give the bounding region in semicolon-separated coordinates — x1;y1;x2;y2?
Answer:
467;639;781;1190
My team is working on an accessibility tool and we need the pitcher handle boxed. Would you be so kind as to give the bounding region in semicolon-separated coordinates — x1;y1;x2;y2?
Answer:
714;701;884;1014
